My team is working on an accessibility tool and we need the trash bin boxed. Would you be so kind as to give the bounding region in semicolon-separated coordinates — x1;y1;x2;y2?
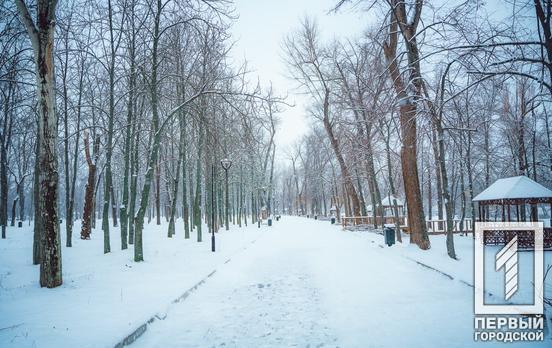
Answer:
384;226;395;246
314;215;318;220
268;218;272;227
331;217;336;224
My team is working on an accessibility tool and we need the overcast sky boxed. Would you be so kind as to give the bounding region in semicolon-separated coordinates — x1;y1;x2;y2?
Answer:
230;0;368;159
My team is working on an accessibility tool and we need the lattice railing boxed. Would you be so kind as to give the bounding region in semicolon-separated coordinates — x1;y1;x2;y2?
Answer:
483;228;552;249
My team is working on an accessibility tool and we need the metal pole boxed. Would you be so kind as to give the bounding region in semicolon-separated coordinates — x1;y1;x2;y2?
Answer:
211;164;215;252
225;168;229;231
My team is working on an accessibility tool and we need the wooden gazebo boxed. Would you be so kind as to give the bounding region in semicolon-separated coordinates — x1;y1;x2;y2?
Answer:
472;175;552;248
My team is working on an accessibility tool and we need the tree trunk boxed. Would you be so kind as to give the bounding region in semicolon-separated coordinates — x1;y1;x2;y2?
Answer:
11;197;18;226
435;120;456;258
424;76;455;258
101;0;118;254
18;179;25;222
81;133;99;240
383;15;429;250
182;150;190;238
168;113;185;238
400;103;429;249
0;147;7;237
32;126;41;264
179;72;189;237
61;25;80;248
0;109;9;237
193;141;202;242
155;163;161;225
120;106;132;249
431;128;444;220
110;185;118;227
459;144;467;235
354;167;366;216
133;0;163;262
120;3;137;250
0;60;14;239
365;137;382;228
427;158;432;220
16;0;63;287
128;106;141;245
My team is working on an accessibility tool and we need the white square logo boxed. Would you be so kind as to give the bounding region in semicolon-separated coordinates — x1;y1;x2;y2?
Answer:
474;222;544;315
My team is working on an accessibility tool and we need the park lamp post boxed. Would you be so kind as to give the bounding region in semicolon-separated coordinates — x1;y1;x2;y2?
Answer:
220;158;232;231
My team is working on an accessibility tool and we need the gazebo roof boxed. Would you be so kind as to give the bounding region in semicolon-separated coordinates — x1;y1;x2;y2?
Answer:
472;176;552;203
381;195;404;207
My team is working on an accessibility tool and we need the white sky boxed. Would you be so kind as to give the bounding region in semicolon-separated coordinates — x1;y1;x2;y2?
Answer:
230;0;367;157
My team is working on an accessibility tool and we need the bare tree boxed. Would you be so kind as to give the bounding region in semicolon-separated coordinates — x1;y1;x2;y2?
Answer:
382;9;430;249
15;0;62;288
284;18;362;217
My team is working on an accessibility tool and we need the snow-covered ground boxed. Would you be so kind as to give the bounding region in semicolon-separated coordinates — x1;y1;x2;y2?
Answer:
1;216;550;347
349;228;552;306
0;220;263;348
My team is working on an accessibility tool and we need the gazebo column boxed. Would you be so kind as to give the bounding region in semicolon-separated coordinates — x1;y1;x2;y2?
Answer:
530;203;538;222
507;204;511;222
516;205;520;222
501;202;505;222
521;202;527;222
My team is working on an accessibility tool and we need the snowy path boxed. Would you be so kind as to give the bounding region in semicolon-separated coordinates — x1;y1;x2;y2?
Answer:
132;217;546;348
134;219;338;347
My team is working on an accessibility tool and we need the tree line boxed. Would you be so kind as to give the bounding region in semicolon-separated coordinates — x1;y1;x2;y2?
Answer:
1;0;282;288
281;0;552;259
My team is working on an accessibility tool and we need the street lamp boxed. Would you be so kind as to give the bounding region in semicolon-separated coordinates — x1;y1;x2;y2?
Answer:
220;158;232;231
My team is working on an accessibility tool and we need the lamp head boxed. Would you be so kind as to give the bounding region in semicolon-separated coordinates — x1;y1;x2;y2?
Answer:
220;158;232;170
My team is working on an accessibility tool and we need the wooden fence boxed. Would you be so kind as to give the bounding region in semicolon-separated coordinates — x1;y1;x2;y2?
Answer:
341;216;473;234
425;219;473;234
341;216;406;229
